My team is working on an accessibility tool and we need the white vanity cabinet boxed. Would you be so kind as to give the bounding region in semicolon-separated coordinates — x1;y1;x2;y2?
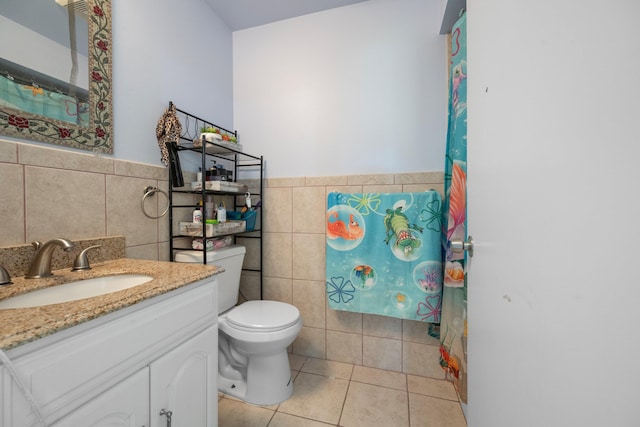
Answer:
52;368;150;427
1;276;218;427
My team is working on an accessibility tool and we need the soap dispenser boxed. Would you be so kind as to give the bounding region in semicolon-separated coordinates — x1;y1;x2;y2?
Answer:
217;202;226;223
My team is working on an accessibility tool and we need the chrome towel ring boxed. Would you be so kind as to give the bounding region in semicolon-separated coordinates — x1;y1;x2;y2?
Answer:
142;186;169;219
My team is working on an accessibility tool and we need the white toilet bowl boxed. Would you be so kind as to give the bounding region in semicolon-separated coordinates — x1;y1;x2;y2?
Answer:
218;300;302;405
174;246;302;405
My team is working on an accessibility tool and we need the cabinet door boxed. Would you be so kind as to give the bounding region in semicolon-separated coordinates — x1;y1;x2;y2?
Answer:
52;368;149;427
150;326;217;427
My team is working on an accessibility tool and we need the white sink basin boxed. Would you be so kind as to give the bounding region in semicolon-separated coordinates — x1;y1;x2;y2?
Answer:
0;274;154;309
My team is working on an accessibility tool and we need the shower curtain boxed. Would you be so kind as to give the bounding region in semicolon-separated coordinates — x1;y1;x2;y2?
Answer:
325;191;443;322
439;11;467;405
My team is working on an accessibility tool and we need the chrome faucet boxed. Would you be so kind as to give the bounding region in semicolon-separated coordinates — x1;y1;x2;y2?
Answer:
25;238;75;279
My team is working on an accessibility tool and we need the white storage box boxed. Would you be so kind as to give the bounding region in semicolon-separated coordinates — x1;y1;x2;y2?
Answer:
179;221;246;237
190;181;249;193
174;245;247;264
191;236;233;251
192;138;243;154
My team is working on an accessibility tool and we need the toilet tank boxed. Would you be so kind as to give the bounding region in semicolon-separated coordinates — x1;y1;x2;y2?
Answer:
174;245;246;314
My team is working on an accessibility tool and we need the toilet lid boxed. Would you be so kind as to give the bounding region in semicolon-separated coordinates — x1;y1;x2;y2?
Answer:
227;301;300;332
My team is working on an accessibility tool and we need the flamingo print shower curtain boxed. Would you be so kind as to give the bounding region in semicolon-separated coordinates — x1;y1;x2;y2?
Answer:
440;11;467;405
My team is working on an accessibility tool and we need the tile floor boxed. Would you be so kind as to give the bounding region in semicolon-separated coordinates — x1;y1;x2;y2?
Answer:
218;355;467;427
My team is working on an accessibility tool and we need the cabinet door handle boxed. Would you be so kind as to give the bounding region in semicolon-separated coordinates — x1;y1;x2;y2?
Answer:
159;409;173;427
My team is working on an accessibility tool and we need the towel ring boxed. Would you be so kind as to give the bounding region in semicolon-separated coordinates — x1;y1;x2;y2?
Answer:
142;186;169;219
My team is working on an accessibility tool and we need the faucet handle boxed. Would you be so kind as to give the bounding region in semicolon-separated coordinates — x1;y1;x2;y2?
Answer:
0;265;11;286
72;245;102;271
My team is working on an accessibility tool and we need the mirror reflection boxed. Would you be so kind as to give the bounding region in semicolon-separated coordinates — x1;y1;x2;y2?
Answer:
0;0;112;153
1;0;89;126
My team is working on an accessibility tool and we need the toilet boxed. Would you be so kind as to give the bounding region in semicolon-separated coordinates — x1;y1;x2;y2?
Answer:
174;245;302;405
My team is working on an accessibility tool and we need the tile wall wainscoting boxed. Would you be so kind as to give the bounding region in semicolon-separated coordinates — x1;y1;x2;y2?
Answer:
0;140;170;261
0;140;446;381
238;171;446;380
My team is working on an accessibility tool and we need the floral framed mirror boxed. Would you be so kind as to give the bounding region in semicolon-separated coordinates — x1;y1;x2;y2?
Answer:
0;0;112;153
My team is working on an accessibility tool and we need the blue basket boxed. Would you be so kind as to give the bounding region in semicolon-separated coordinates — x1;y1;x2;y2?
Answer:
228;210;257;231
242;209;257;231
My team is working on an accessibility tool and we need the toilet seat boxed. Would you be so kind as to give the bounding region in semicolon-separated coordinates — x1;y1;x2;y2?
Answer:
226;301;300;332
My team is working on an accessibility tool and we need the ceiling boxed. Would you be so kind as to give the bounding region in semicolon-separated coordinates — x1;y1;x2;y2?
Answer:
204;0;369;31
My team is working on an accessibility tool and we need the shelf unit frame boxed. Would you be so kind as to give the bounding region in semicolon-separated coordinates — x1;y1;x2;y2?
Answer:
167;103;264;299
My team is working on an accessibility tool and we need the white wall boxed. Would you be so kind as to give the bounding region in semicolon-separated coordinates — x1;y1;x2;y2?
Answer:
111;0;233;166
233;0;447;178
468;0;640;425
4;0;445;177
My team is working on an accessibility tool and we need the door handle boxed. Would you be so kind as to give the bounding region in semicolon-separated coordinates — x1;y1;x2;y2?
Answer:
450;235;474;257
159;409;173;427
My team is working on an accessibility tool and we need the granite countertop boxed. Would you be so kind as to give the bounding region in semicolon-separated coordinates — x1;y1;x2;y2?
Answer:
0;258;220;350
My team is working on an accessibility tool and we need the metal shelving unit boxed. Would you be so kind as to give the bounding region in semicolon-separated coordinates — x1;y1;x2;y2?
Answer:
167;102;264;299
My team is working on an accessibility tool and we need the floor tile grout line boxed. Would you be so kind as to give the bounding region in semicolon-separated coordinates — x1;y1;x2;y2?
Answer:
406;388;412;427
349;379;407;392
337;378;354;427
408;390;464;404
265;405;277;427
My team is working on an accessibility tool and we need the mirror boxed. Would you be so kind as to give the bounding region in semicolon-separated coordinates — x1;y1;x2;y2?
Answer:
0;0;112;153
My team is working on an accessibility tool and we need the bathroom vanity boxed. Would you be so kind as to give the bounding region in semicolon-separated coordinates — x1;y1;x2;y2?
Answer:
0;259;220;427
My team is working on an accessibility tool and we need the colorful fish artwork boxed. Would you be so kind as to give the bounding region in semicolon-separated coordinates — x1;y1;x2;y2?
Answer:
383;207;424;255
325;191;443;322
327;212;364;240
446;162;467;241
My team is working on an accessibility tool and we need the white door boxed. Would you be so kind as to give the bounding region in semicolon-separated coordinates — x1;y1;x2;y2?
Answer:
467;1;640;426
150;326;217;427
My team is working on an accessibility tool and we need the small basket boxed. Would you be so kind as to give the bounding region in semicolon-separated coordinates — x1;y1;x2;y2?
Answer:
179;221;245;237
243;210;257;231
228;210;257;231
